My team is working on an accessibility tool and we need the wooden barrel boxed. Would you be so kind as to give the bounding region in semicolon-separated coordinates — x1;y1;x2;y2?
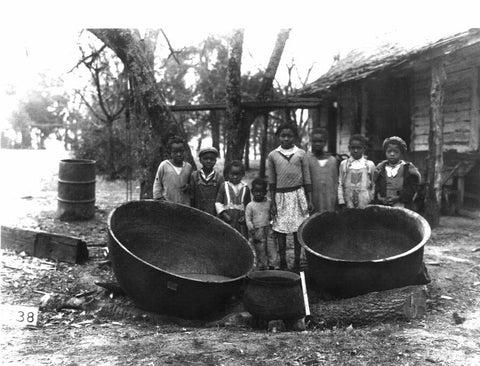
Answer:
57;159;96;221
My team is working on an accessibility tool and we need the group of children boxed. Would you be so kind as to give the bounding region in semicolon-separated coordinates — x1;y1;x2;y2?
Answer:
153;123;421;272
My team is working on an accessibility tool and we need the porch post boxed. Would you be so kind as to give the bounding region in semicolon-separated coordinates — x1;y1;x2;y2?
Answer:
424;59;447;227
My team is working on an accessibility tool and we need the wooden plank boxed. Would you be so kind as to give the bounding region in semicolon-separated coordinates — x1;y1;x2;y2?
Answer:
1;226;88;264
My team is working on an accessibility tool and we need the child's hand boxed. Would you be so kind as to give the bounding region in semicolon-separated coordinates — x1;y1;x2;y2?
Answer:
270;202;277;217
385;197;400;206
308;202;314;213
220;212;231;222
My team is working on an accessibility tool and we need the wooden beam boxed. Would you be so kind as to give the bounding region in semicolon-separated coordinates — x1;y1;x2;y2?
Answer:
1;226;89;264
168;98;323;112
424;60;447;227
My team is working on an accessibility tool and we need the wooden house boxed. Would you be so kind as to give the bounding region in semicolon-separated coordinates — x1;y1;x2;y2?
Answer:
300;29;480;207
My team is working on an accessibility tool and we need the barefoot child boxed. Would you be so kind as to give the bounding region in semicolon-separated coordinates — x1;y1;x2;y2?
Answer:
307;128;338;213
338;134;375;209
190;147;224;216
267;122;312;271
215;160;251;237
245;178;277;270
153;136;193;205
374;136;421;210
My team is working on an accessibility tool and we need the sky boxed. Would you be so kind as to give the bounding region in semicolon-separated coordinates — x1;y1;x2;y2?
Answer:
1;0;479;128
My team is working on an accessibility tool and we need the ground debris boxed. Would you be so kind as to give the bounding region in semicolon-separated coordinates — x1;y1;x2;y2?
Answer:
452;312;466;325
2;160;480;365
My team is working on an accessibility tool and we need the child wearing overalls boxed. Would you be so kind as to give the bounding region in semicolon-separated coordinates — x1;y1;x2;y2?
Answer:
215;160;251;237
338;134;375;209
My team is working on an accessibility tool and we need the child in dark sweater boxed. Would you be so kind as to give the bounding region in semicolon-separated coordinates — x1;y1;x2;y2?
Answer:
374;136;421;210
190;147;224;216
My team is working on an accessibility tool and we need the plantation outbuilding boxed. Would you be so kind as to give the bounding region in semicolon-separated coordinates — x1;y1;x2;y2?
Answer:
301;28;480;207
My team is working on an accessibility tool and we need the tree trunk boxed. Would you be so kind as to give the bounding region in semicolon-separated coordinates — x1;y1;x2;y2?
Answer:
253;121;258;160
240;29;291;159
260;113;269;178
225;29;290;169
244;126;250;171
225;29;245;167
89;29;195;199
210;110;220;153
21;127;32;149
106;118;116;180
424;60;446;227
309;285;427;327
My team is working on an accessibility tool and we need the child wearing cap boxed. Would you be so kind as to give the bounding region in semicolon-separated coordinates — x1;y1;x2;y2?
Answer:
190;147;224;216
374;136;421;210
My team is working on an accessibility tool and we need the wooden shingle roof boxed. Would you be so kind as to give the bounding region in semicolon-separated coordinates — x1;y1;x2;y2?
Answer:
300;28;480;96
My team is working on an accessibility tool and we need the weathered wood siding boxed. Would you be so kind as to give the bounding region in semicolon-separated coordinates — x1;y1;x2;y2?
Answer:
411;43;480;152
335;84;357;154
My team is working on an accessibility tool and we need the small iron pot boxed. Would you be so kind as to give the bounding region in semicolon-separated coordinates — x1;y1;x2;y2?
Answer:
243;270;306;321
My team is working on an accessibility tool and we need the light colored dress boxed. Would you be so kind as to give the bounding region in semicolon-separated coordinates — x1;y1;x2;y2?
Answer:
267;146;311;234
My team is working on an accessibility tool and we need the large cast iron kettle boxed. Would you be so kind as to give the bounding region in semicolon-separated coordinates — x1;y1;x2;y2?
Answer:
298;205;431;298
107;200;255;318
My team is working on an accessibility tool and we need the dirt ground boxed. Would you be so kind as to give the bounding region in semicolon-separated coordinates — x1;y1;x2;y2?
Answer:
1;149;480;365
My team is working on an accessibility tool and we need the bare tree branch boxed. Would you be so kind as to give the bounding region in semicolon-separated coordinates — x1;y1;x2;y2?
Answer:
69;45;107;73
160;29;182;65
74;89;106;123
